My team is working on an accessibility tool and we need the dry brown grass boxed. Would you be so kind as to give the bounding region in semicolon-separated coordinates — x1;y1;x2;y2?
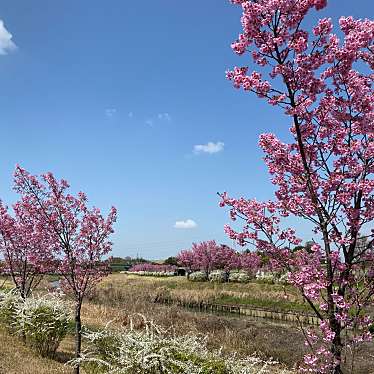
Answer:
1;273;374;373
98;273;307;311
0;328;74;374
89;274;306;368
88;273;374;373
0;276;16;290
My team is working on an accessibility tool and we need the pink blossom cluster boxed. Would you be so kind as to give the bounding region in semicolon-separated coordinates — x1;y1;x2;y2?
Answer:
223;0;374;371
12;165;117;300
5;165;117;371
129;263;177;273
177;240;261;275
0;200;56;298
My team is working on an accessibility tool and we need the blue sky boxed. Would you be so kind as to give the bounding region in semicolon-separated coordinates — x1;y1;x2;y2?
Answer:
0;1;372;259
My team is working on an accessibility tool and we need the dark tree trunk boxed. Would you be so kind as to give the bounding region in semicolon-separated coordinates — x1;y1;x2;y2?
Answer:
332;328;343;374
19;291;27;343
74;301;82;374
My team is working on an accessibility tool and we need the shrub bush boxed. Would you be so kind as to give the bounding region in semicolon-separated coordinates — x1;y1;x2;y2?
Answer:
16;295;71;357
128;271;176;277
228;271;239;282
255;271;276;284
189;271;208;282
73;315;281;373
74;327;122;373
255;271;289;285
208;270;228;283
228;271;251;283
237;272;251;283
0;290;22;334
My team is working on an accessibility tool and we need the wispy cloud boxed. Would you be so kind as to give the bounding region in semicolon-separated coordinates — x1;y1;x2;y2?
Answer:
0;20;17;55
145;112;171;127
157;113;171;121
193;141;224;155
105;108;117;117
174;219;197;229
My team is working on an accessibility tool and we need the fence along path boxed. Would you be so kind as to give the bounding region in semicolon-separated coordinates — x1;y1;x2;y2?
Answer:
154;296;320;326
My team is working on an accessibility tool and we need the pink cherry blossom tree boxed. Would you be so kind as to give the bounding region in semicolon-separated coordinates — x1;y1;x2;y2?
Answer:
13;166;117;374
240;251;261;276
221;1;373;372
0;200;55;299
177;241;240;275
177;248;195;276
178;241;217;275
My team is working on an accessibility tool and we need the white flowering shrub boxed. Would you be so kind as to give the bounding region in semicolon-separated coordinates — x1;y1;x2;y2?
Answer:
229;271;251;283
238;272;251;283
128;264;177;277
128;271;176;277
255;271;289;285
73;315;284;374
0;290;22;334
229;271;240;282
209;270;228;283
143;271;175;277
189;271;208;282
255;271;276;284
16;295;71;357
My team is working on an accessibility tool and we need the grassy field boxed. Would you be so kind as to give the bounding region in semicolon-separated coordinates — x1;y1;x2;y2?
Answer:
91;274;374;373
0;327;74;374
172;277;305;311
0;274;294;373
0;273;373;373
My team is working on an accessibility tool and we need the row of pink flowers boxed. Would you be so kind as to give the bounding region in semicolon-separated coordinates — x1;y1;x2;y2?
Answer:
129;263;177;273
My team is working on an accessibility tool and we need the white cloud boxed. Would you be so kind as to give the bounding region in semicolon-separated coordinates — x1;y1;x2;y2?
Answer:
158;112;171;121
174;219;197;229
105;108;116;117
193;141;224;155
0;20;17;55
144;112;171;127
